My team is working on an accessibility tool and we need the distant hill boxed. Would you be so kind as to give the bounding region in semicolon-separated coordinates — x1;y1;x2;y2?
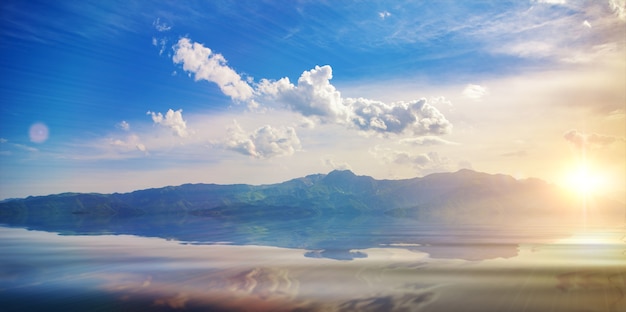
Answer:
2;169;623;260
1;169;623;226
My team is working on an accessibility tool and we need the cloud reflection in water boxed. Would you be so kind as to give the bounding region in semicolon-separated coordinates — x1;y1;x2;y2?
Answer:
0;226;624;311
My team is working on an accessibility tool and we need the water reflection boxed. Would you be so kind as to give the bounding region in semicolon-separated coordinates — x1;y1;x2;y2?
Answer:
0;212;582;261
0;226;624;311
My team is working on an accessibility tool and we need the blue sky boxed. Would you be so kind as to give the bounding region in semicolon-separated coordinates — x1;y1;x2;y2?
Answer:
1;0;625;200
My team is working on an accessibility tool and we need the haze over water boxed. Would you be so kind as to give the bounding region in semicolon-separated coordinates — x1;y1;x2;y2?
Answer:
1;216;624;311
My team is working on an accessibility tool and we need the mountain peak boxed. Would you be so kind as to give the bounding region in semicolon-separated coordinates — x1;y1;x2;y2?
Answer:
326;169;356;178
321;170;377;194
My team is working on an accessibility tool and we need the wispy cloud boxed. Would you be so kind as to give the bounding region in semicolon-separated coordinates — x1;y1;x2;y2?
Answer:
105;134;148;156
533;0;566;4
609;0;625;20
462;84;488;101
153;18;172;32
563;129;626;150
323;156;352;171
374;148;457;176
400;136;457;146
379;11;391;20
172;38;254;101
12;143;39;153
117;121;130;131
0;138;38;156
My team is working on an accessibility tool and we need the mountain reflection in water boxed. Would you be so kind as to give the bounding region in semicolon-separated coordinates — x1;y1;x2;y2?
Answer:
0;221;624;311
0;212;580;261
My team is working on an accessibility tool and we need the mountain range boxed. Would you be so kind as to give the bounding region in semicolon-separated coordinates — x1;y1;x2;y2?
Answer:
1;169;623;225
2;169;624;260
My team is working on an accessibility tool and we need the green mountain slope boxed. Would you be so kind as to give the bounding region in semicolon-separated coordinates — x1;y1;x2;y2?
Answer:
1;169;623;226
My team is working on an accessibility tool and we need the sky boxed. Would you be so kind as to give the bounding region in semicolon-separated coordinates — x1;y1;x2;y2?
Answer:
0;0;625;201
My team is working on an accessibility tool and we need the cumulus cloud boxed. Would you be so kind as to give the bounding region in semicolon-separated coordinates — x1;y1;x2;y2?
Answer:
256;65;347;123
462;84;488;101
345;98;452;135
174;39;452;137
257;65;452;135
172;38;254;101
563;129;625;150
224;121;301;158
147;109;188;137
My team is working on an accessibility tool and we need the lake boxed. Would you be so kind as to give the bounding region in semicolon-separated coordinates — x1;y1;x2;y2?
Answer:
1;216;624;311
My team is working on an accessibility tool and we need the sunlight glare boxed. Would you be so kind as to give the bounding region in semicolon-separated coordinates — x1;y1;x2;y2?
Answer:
562;164;606;195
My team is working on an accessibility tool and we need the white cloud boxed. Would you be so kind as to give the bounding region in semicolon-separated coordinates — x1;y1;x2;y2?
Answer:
224;121;301;158
400;136;457;146
172;38;254;101
257;65;452;136
102;134;148;157
323;156;352;170
117;120;130;131
494;41;556;59
533;0;566;4
172;39;453;137
136;143;147;153
473;1;626;65
379;11;391;19
147;109;188;137
0;138;7;143
462;84;488;101
153;18;171;32
345;98;452;135
256;65;348;123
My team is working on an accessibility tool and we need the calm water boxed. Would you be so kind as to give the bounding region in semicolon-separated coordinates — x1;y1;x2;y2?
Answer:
0;219;625;311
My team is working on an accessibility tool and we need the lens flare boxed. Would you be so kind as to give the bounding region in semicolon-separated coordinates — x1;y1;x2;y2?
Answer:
29;123;49;143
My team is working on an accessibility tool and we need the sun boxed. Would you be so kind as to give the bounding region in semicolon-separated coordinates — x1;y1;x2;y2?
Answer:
562;164;604;195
